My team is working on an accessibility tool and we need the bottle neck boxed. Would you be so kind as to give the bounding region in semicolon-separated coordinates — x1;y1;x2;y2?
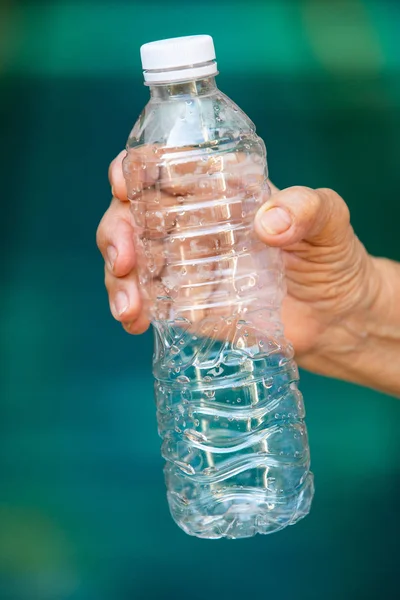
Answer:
149;76;217;100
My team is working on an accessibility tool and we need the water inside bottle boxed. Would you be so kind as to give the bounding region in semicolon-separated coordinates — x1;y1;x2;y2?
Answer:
124;115;314;538
154;320;314;538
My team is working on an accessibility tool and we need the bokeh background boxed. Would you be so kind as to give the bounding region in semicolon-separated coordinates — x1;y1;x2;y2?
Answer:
1;0;400;598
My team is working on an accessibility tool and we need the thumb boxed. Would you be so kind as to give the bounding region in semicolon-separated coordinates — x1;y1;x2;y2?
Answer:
254;186;351;248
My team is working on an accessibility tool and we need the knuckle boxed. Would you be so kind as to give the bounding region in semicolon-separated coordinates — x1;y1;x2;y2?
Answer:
109;160;120;188
96;219;105;250
96;208;113;250
104;266;114;292
108;150;126;185
318;188;350;226
115;252;134;277
96;200;124;252
303;187;322;212
291;186;322;219
337;197;350;226
108;159;116;184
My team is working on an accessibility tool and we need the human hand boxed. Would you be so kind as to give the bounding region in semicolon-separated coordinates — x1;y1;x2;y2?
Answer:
96;150;382;379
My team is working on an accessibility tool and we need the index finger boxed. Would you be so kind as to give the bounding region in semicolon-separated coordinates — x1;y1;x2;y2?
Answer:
109;150;128;201
109;145;160;202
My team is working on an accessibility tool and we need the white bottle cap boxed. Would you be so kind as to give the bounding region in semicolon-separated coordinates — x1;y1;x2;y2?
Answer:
140;35;218;84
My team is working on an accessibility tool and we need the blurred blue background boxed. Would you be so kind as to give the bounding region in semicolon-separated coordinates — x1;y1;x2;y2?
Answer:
1;1;400;598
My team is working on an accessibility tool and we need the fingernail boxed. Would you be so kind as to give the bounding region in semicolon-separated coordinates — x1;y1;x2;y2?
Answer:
260;206;292;235
113;291;129;317
107;245;117;270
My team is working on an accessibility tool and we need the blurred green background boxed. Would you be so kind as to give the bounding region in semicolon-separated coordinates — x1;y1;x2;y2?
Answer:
1;1;400;598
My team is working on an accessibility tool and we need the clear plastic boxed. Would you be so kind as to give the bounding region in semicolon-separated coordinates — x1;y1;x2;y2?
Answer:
123;76;314;539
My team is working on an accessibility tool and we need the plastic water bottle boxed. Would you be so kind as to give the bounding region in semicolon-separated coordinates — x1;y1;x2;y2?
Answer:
123;35;314;539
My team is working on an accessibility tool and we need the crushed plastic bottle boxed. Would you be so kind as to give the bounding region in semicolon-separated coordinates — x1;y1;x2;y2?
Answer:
122;35;314;539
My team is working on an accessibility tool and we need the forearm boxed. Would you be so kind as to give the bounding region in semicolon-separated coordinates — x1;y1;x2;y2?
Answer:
308;258;400;397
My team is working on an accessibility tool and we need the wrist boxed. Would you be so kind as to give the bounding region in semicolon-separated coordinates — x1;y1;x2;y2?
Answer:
364;257;400;339
340;256;400;395
300;255;400;395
